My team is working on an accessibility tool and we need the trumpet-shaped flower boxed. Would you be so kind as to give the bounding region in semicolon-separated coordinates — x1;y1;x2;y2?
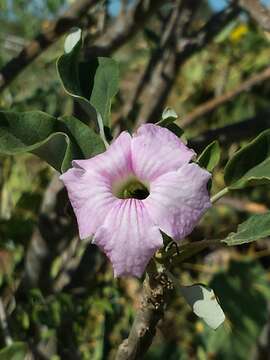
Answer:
60;124;211;277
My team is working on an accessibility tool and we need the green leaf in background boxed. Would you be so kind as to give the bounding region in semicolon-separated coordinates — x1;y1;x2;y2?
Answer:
0;111;105;172
197;140;220;171
0;342;28;360
222;211;270;246
180;284;225;330
224;129;270;189
90;57;119;127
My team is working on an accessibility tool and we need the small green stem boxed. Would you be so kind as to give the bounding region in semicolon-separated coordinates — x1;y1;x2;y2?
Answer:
156;239;223;264
210;187;229;204
97;113;109;149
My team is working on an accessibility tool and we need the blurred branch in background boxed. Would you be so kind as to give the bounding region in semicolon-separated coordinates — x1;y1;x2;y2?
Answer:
84;0;164;57
117;0;199;128
217;197;268;214
0;298;12;346
189;109;270;152
238;0;270;32
0;0;100;93
115;3;239;129
181;66;270;128
18;175;76;294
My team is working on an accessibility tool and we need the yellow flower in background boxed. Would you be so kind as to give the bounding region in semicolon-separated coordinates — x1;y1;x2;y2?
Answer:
230;23;248;43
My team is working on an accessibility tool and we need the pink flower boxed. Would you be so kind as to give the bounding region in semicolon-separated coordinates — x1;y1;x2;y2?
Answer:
60;124;211;277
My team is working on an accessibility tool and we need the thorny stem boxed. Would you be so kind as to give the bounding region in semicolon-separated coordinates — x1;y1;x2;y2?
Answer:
115;261;174;360
210;187;229;203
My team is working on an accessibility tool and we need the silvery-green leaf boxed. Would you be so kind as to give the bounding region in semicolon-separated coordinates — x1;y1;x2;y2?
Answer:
180;284;225;330
64;28;82;54
222;212;270;246
197;140;220;171
157;108;183;137
162;107;178;122
224;129;270;189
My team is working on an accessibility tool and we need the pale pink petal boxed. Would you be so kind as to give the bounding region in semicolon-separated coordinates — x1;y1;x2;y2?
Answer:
93;199;162;277
73;131;132;182
144;163;211;240
60;132;132;239
131;124;195;181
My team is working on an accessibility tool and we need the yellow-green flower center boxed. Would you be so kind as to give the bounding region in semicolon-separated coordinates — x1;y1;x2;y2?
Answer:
113;177;150;200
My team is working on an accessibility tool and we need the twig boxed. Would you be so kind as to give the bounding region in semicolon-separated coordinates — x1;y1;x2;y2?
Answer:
238;0;270;32
0;0;100;93
181;66;270;128
188;108;270;152
218;197;268;214
115;262;174;360
0;298;12;346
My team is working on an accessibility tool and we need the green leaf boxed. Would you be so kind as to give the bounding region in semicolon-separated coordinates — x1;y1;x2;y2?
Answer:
161;107;178;123
197;141;220;171
0;111;105;172
222;212;270;246
180;284;225;330
64;28;82;54
59;115;105;159
0;342;28;360
201;260;270;360
57;31;119;130
56;28;98;118
224;129;270;189
90;57;119;127
157;108;184;137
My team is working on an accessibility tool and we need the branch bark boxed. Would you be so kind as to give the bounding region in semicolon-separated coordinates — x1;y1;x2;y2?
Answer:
84;0;164;58
0;0;100;93
116;264;174;360
119;4;239;128
238;0;270;32
117;0;185;125
19;175;77;294
181;66;270;128
115;0;201;129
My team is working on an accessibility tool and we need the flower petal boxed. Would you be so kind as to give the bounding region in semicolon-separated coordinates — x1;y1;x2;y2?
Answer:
131;124;195;181
93;199;162;277
144;163;211;240
60;132;132;239
72;131;132;181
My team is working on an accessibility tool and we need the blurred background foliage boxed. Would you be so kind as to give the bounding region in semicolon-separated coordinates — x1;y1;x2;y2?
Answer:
1;0;270;359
